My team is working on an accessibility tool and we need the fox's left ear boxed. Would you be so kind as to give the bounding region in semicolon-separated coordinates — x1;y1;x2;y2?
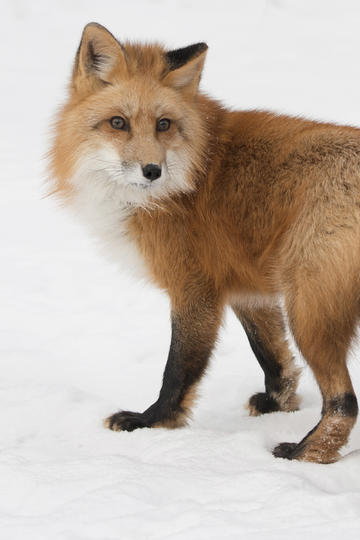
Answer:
163;43;208;96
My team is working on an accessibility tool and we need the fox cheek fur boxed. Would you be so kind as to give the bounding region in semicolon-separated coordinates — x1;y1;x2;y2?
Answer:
49;22;359;464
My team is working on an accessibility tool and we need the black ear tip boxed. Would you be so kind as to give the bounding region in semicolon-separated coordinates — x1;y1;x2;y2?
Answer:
197;42;208;52
166;42;208;71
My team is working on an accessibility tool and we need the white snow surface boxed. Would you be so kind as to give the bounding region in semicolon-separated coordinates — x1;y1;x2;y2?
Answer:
2;0;360;538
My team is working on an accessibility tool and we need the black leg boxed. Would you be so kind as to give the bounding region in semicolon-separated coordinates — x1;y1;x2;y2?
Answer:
232;303;301;415
106;293;222;431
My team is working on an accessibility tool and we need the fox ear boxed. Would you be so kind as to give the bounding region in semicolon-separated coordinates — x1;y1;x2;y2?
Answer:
72;22;127;93
163;43;208;95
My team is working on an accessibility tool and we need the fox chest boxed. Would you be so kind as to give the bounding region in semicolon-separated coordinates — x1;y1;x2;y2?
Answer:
71;190;149;281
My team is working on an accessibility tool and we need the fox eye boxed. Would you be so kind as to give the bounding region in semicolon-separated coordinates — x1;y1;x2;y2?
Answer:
110;116;126;130
157;118;171;132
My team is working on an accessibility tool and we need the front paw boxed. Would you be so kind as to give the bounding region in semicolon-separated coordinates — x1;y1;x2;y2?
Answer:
247;391;300;416
247;392;280;416
104;410;150;432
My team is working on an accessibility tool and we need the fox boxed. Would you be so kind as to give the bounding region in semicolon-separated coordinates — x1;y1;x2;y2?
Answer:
49;22;360;464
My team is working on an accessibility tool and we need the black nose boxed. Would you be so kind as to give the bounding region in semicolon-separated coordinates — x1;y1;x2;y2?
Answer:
142;163;161;181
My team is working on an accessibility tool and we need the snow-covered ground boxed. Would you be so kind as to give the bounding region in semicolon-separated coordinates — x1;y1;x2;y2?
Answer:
1;0;360;538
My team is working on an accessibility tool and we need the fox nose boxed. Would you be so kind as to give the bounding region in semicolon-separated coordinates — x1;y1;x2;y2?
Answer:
142;163;162;181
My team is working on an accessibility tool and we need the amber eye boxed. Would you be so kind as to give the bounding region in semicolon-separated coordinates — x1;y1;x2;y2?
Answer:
157;118;171;132
110;116;126;130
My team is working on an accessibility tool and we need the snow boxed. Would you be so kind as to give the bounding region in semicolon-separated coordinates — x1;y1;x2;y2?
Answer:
1;0;360;538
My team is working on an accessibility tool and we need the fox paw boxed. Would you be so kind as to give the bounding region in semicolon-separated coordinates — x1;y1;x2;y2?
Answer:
272;442;299;459
247;392;280;415
272;441;339;463
247;391;300;416
104;411;150;432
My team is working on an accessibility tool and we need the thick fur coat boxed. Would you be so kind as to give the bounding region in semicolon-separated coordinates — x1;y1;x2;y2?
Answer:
49;23;359;463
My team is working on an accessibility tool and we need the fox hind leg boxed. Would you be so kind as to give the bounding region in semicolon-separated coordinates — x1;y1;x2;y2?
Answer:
273;282;358;463
232;303;301;416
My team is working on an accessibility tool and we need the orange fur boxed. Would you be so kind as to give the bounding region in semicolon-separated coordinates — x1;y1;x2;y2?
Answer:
49;23;360;463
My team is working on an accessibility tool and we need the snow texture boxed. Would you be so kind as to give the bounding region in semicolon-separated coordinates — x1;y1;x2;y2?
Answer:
1;0;360;538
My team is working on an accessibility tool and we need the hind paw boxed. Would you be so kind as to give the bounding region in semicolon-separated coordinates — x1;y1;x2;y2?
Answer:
272;442;299;459
272;440;340;463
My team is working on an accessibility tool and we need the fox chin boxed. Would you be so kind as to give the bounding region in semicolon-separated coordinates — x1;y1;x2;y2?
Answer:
49;22;360;464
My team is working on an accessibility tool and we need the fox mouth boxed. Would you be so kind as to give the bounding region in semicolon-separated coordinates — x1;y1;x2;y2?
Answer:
128;182;152;190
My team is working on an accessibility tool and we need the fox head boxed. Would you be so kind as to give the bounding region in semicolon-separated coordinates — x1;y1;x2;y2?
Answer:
50;23;208;208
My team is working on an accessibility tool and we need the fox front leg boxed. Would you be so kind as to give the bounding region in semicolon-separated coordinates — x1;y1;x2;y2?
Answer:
232;303;301;415
105;293;222;432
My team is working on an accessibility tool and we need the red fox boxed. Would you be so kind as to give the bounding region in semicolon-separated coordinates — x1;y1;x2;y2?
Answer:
49;22;360;463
